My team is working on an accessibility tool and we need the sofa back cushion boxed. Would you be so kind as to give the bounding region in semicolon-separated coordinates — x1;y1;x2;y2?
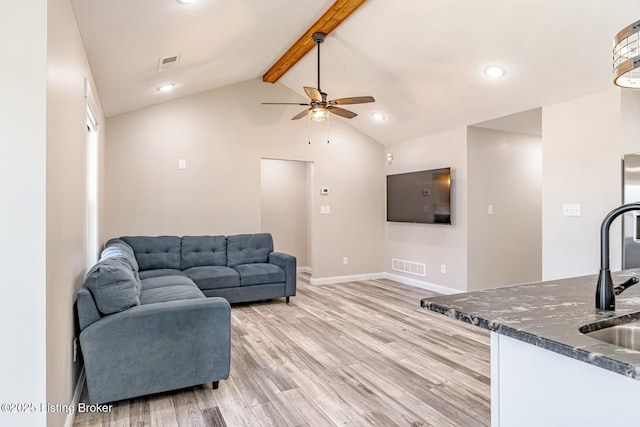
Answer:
181;235;227;269
84;258;140;315
226;233;273;267
121;236;181;271
101;238;139;272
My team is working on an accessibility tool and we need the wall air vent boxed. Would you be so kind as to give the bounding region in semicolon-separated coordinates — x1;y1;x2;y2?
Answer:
392;258;426;277
158;55;181;71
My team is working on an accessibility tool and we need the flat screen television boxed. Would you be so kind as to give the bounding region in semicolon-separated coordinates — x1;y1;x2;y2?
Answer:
386;167;451;224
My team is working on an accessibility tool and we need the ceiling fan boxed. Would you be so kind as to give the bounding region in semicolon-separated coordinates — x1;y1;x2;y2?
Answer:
262;32;375;121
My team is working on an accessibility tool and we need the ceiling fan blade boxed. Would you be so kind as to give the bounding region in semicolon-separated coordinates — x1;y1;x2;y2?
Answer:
291;109;309;120
304;87;322;102
262;102;309;105
329;96;375;105
328;106;357;119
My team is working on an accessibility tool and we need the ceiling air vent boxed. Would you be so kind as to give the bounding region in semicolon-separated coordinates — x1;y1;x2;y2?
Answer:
158;55;180;71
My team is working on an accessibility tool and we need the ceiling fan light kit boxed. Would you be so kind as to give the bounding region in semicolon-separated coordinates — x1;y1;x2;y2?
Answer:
613;19;640;89
262;32;375;122
309;106;329;121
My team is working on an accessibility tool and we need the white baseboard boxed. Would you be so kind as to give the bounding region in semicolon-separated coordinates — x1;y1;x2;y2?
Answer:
309;272;385;286
64;367;85;427
382;272;463;295
297;266;311;274
306;270;462;295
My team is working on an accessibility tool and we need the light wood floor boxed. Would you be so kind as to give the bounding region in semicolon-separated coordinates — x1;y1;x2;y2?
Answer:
74;274;490;427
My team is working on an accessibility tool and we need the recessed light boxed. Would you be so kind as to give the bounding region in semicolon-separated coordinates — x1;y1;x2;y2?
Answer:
157;83;176;93
484;65;506;79
177;0;197;4
371;112;386;122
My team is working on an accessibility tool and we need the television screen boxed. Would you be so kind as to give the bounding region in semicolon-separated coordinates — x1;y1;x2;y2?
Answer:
386;168;451;224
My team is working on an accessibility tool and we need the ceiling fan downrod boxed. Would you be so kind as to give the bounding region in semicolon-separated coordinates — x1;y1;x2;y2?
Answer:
312;32;325;92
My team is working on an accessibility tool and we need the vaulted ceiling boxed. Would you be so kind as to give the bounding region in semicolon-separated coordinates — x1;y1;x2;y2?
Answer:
70;0;639;145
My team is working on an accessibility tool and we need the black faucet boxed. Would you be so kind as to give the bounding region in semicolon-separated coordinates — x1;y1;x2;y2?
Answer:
596;203;640;310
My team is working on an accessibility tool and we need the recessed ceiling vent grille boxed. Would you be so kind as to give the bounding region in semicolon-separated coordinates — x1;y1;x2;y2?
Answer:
158;55;181;71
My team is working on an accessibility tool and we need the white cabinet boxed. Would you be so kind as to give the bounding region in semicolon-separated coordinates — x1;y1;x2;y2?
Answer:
491;333;640;427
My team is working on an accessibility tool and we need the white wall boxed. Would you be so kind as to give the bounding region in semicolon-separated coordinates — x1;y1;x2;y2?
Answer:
542;89;623;280
467;127;542;291
385;127;468;292
621;90;640;155
46;0;106;426
0;2;47;426
106;78;385;280
260;159;311;268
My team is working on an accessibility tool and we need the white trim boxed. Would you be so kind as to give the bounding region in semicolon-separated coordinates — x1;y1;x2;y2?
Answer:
64;367;85;427
309;272;385;286
305;271;464;295
491;332;500;427
83;77;101;122
383;272;463;295
297;266;312;274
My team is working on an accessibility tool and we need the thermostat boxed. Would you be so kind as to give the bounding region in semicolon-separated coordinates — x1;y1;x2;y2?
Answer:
321;187;330;195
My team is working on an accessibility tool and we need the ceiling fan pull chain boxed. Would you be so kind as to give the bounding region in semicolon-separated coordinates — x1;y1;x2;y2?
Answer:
308;114;311;144
326;114;330;143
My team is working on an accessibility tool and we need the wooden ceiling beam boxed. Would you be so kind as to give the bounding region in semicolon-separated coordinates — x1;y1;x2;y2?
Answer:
262;0;367;83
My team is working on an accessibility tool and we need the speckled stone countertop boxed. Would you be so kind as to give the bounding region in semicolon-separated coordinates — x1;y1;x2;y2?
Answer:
421;270;640;380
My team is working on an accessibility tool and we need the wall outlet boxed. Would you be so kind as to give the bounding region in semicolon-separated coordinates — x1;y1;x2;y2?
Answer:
178;159;187;170
343;257;348;266
73;338;78;363
488;205;494;215
440;264;447;274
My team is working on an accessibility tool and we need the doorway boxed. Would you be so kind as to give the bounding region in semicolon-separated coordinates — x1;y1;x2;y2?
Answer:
260;159;312;272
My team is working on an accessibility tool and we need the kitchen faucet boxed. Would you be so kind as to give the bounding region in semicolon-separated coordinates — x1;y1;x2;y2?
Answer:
596;203;640;310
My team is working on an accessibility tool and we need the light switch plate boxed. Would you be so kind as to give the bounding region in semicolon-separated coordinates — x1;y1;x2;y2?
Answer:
320;205;331;214
562;203;581;217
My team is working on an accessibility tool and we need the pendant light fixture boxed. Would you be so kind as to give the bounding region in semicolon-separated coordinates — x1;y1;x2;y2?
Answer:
613;19;640;88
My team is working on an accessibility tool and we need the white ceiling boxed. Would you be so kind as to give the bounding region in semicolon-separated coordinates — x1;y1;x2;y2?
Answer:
70;0;640;145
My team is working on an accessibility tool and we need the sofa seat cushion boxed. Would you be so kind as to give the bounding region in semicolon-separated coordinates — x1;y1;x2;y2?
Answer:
139;269;185;279
140;275;197;290
233;263;285;287
139;281;204;305
184;266;240;290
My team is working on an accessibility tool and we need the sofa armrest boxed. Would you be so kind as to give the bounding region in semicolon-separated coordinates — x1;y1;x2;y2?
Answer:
79;297;230;404
269;252;296;297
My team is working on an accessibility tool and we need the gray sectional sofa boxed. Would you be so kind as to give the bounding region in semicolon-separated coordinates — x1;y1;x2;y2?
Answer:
76;233;296;404
120;233;297;304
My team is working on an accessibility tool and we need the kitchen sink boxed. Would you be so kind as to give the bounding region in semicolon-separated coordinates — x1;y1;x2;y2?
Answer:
580;312;640;351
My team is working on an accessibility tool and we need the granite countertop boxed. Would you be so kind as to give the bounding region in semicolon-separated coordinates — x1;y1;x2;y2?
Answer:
421;269;640;380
